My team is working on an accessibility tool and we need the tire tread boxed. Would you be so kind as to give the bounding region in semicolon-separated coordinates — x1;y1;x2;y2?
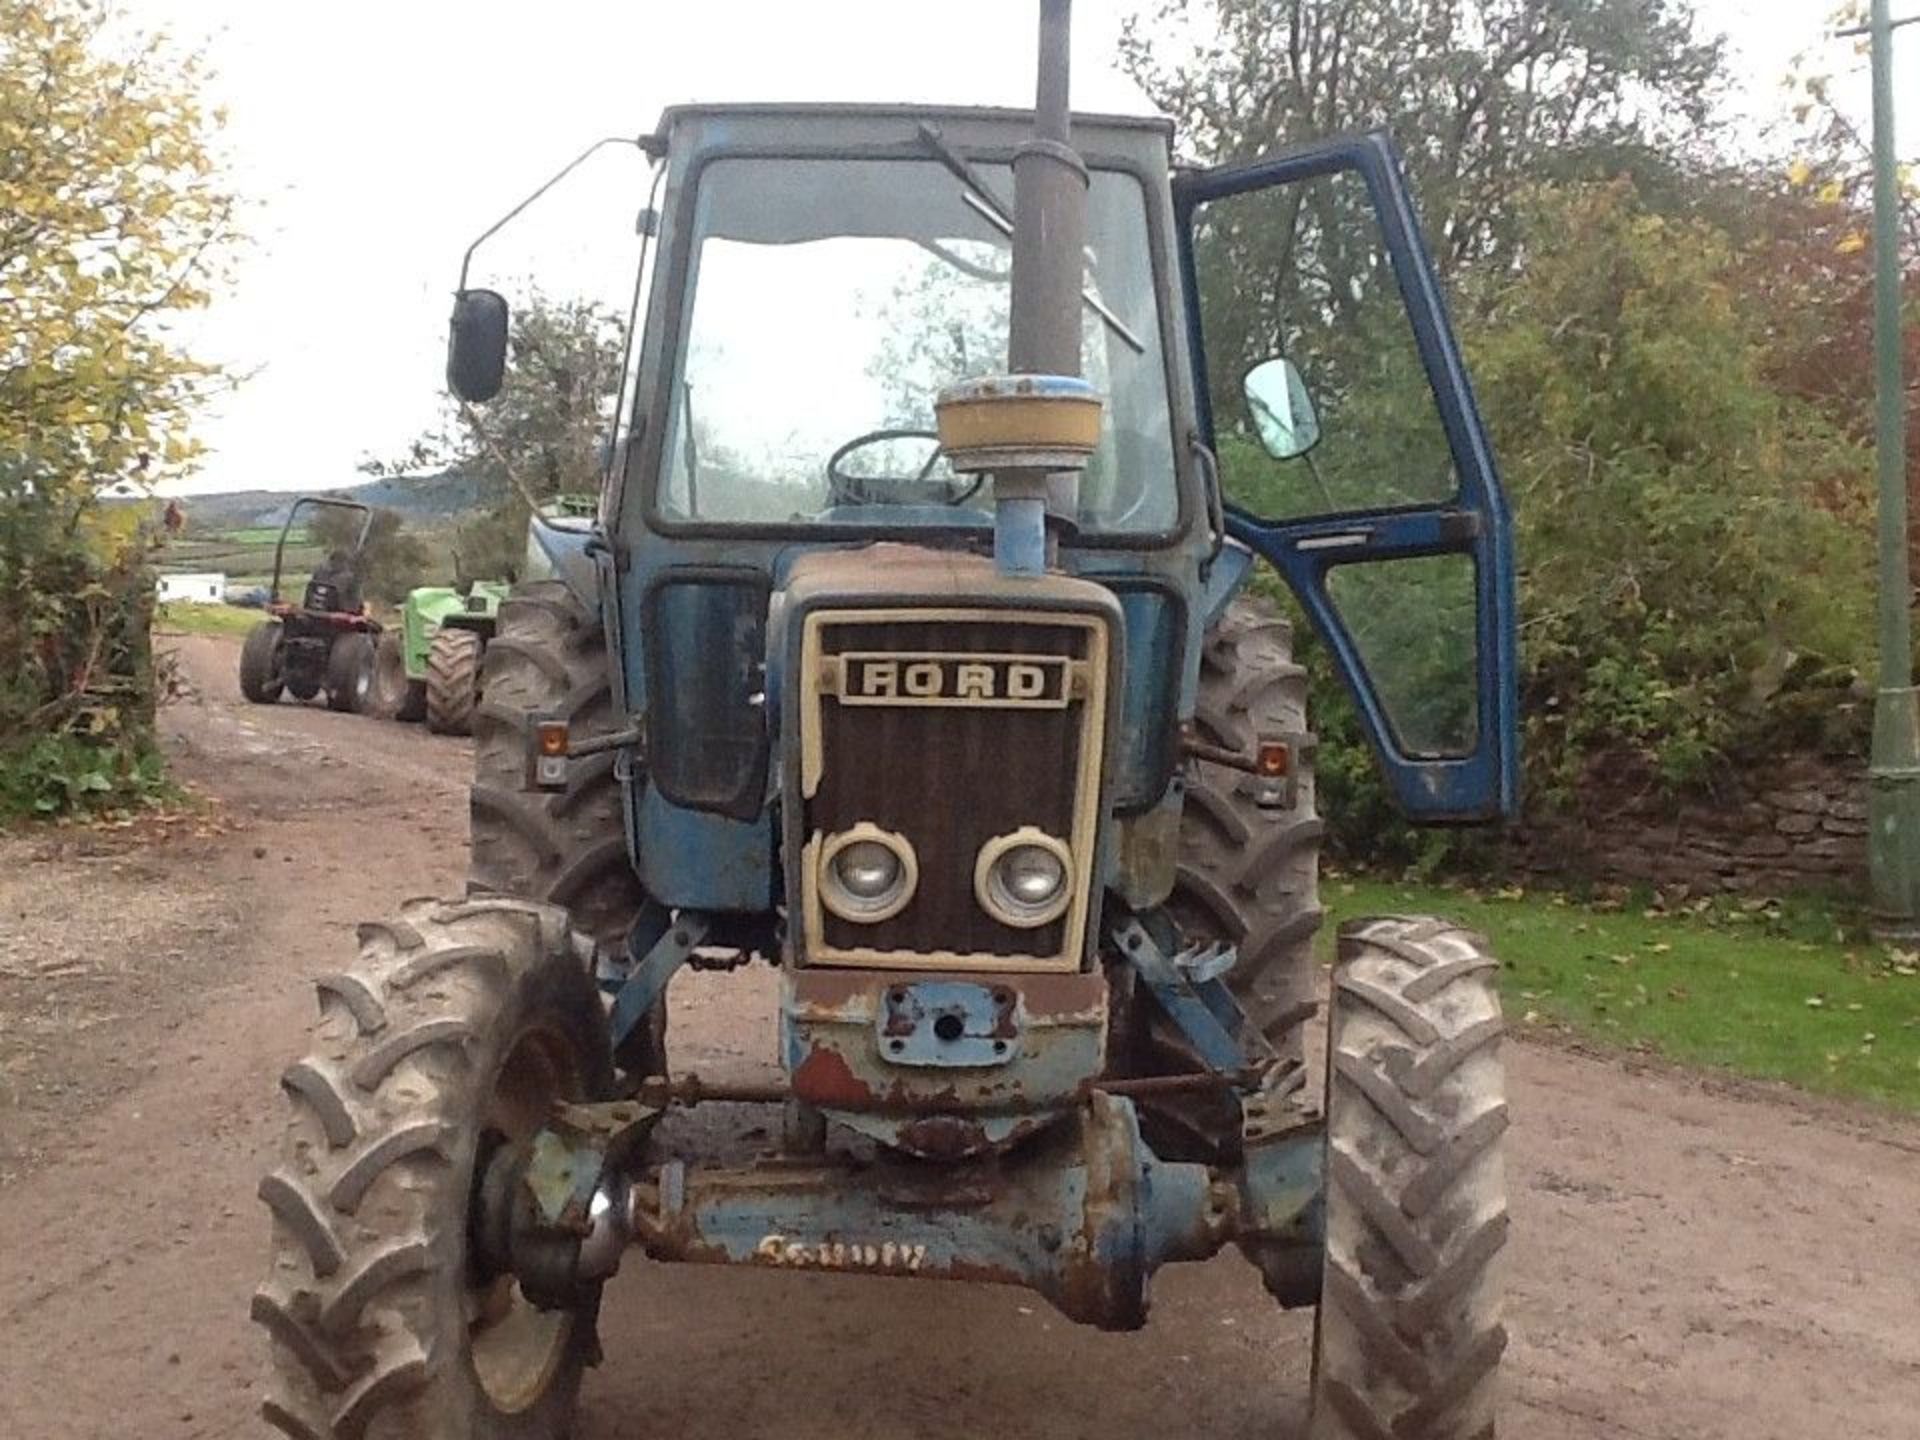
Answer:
467;581;644;952
1310;919;1509;1440
425;628;485;735
256;898;606;1439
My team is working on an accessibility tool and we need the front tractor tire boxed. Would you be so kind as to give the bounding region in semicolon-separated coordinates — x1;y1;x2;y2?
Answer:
255;897;612;1440
426;627;486;735
240;619;285;704
1310;918;1510;1440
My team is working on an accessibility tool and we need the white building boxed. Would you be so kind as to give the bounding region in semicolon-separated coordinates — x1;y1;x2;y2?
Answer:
157;572;226;605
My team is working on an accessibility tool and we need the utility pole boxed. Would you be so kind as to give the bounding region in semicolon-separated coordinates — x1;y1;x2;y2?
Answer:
1843;1;1920;937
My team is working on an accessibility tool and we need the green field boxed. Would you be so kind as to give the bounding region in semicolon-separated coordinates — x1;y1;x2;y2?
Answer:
216;526;287;544
165;530;322;576
1325;876;1920;1110
157;523;458;597
154;601;267;637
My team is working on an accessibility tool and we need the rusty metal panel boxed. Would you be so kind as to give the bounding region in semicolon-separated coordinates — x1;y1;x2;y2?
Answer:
781;968;1107;1156
625;1093;1228;1331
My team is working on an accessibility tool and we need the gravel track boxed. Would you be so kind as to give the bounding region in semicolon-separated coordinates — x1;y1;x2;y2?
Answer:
0;632;1914;1439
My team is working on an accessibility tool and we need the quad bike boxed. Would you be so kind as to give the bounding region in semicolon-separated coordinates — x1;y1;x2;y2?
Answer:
365;581;509;733
237;496;380;715
255;5;1518;1436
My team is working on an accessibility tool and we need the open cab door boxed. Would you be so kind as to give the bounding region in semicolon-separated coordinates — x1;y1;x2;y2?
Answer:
1173;133;1518;821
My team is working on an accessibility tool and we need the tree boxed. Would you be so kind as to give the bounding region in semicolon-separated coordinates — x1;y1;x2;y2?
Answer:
1470;183;1873;790
1289;181;1878;862
0;0;235;816
1701;36;1920;557
1121;0;1726;282
369;291;624;584
306;503;429;606
0;0;235;509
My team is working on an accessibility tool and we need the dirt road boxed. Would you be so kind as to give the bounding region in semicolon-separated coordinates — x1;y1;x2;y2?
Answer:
1;631;1917;1439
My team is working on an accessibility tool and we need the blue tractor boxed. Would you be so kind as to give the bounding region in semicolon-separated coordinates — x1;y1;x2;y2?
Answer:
254;9;1518;1436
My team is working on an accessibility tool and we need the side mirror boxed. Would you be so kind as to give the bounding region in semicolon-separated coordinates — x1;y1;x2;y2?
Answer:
1242;357;1320;461
447;289;509;403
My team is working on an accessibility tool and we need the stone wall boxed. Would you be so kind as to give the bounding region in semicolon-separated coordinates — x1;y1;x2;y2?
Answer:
1501;755;1867;897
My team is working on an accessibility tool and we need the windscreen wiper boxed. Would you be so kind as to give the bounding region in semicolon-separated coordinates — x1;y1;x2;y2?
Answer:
916;123;1145;355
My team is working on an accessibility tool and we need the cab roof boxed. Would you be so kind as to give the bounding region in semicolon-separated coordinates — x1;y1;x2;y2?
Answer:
648;103;1174;162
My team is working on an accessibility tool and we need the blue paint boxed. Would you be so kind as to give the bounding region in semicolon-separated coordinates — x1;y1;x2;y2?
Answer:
601;904;671;996
779;967;1108;1121
1198;539;1255;630
1109;585;1179;810
993;494;1048;577
610;912;708;1050
635;783;774;911
1113;918;1267;1074
1172;132;1519;821
878;981;1019;1069
527;515;601;618
1238;1128;1324;1242
636;1093;1231;1330
669;1162;1083;1279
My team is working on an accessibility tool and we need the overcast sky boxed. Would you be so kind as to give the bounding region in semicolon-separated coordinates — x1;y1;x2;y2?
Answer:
137;0;1915;497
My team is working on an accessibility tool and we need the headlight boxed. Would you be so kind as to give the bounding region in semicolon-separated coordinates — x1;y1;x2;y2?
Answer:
974;828;1073;928
835;840;900;899
818;825;917;923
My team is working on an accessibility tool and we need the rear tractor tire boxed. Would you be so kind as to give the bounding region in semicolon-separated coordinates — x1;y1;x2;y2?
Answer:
1128;594;1324;1164
468;581;643;953
255;896;612;1440
240;619;285;704
327;633;375;714
1309;917;1509;1440
426;627;486;735
468;580;656;1075
367;632;426;723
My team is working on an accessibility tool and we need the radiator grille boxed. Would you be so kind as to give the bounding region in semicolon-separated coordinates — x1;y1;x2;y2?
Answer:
800;608;1108;970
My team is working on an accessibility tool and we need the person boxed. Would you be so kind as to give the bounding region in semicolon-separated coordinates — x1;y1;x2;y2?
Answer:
306;548;364;614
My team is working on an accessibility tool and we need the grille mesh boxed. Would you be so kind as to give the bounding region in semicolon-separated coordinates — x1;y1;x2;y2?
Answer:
808;616;1094;961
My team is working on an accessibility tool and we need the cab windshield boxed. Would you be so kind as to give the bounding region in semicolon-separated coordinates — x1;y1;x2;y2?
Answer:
655;155;1178;533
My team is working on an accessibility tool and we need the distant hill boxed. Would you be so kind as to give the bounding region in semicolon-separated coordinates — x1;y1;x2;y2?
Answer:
157;471;492;531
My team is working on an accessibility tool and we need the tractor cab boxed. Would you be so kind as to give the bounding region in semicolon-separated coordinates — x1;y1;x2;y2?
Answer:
454;105;1515;928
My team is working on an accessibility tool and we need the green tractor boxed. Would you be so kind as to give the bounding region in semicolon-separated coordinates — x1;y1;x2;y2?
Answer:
366;580;510;733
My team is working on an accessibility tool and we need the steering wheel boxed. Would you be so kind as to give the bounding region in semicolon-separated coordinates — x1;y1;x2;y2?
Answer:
826;428;983;508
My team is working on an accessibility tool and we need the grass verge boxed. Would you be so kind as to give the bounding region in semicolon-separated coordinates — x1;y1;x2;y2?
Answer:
1324;875;1920;1111
154;602;267;637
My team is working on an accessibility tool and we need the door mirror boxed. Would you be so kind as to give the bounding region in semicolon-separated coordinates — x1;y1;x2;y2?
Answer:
447;289;509;403
1242;358;1320;460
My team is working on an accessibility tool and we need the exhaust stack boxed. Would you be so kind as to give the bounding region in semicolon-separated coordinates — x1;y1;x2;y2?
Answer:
935;0;1102;577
